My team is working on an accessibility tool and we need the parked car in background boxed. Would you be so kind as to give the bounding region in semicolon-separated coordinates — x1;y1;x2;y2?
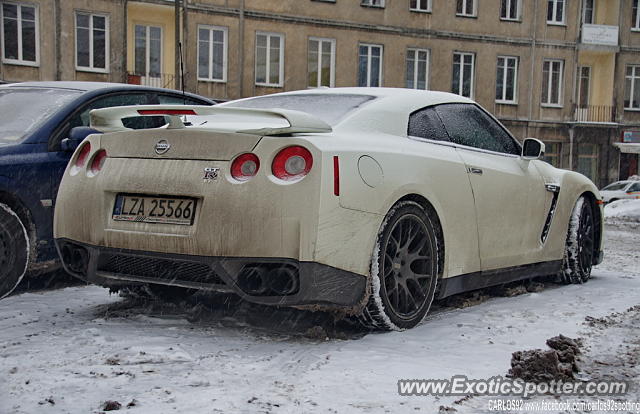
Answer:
0;81;214;299
600;178;640;203
53;88;604;331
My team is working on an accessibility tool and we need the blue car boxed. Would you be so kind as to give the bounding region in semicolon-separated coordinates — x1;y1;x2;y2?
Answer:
0;82;214;298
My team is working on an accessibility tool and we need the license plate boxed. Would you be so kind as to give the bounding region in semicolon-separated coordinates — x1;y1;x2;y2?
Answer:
112;194;197;225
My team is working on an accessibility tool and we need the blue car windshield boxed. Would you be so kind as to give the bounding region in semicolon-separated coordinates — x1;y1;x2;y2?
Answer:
0;88;81;144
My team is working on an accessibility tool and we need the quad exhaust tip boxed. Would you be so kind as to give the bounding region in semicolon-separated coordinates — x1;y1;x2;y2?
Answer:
61;243;89;276
237;265;299;296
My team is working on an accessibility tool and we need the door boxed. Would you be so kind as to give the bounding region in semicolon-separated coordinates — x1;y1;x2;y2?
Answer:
134;25;163;87
434;103;548;271
575;66;591;121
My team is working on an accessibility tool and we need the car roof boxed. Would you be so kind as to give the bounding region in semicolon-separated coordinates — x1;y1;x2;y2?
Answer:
0;81;214;102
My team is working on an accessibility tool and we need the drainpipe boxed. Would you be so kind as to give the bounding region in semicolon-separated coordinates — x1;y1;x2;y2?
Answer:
175;0;181;90
239;0;245;98
527;0;539;138
569;127;574;170
123;0;128;83
54;0;61;80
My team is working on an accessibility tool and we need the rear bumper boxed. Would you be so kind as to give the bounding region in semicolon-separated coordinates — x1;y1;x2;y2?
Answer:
55;238;367;311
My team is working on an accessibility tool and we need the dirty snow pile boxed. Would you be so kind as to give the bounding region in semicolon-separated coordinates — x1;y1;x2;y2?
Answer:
604;199;640;224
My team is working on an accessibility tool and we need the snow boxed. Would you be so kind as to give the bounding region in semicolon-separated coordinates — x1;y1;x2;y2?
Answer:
1;224;640;413
604;199;640;222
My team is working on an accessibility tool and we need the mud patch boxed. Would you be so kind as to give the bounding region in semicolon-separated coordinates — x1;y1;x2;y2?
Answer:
508;335;582;382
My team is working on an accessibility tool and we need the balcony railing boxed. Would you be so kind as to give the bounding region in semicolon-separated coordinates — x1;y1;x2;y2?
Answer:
573;105;616;123
580;24;619;47
126;72;176;90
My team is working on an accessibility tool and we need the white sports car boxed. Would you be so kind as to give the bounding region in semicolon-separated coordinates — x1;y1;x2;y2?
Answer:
53;88;604;330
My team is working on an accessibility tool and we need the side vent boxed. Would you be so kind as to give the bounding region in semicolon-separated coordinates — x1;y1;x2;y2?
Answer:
541;184;560;243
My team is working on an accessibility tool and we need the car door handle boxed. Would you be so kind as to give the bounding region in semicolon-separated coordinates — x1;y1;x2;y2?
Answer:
467;167;483;175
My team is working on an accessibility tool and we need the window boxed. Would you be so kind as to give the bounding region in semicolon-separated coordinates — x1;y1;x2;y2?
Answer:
577;143;598;182
547;0;565;24
452;52;474;98
501;0;520;20
408;107;449;141
358;44;383;87
541;59;563;106
496;56;518;103
198;25;227;82
633;0;640;30
406;48;429;90
628;182;640;192
75;12;108;72
625;65;640;110
542;142;562;167
582;0;594;24
255;32;284;87
135;25;162;78
1;2;38;65
435;103;520;155
410;0;431;12
456;0;476;17
308;37;335;88
361;0;384;7
577;66;590;107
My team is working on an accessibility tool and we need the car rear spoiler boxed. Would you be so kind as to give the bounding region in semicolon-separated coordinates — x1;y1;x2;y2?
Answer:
89;105;332;135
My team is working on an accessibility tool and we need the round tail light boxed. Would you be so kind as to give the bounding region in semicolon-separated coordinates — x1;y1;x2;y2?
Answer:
75;143;91;168
90;150;108;175
272;146;313;181
231;153;260;181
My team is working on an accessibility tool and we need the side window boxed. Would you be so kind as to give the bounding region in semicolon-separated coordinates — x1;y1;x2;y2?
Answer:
408;107;449;141
66;93;154;132
434;103;520;155
628;183;640;192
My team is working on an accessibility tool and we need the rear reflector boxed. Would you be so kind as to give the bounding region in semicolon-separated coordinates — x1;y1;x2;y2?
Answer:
137;109;197;116
333;156;340;196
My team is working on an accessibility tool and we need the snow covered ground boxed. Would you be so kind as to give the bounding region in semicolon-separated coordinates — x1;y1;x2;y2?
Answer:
1;219;639;413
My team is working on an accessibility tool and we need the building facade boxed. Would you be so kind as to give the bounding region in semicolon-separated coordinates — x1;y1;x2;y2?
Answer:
1;0;640;187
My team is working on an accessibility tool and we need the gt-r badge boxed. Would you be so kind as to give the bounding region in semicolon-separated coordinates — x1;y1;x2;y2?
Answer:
203;167;220;182
154;140;171;155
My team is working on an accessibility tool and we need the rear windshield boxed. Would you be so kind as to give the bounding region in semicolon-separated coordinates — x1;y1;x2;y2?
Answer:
0;87;81;143
223;94;375;126
601;182;628;191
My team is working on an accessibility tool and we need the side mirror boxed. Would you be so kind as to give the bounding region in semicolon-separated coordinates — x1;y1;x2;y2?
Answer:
522;138;545;160
61;127;101;152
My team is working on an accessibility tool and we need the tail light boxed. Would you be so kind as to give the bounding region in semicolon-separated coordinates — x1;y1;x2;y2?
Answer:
231;153;260;181
272;146;313;181
90;150;108;175
75;143;91;168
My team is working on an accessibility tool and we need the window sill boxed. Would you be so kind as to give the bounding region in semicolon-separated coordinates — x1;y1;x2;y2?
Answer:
456;13;477;18
76;67;109;74
255;82;284;88
2;59;39;67
541;104;564;108
410;9;431;13
500;17;522;23
631;28;640;32
360;4;385;9
623;107;640;112
198;78;227;83
496;100;518;106
546;21;567;27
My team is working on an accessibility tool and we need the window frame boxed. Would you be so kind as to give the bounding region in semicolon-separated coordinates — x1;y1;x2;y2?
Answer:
542;141;563;167
496;55;519;104
1;1;39;66
576;143;599;182
633;0;640;31
452;51;475;99
197;24;228;83
500;0;521;21
456;0;477;17
624;64;640;111
410;0;432;13
307;36;336;88
547;0;566;25
134;23;163;78
74;11;109;74
255;31;285;88
406;48;430;90
541;59;564;107
358;43;383;87
582;0;594;24
361;0;385;8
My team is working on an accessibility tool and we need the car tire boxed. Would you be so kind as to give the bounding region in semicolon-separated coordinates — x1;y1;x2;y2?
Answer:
359;201;440;331
0;203;30;299
560;195;595;284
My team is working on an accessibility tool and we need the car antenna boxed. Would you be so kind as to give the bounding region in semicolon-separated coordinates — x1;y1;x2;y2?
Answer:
179;41;186;104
